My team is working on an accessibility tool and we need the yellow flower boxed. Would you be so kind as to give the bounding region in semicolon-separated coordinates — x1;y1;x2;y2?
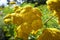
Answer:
4;19;12;24
31;19;42;31
4;14;11;19
46;0;60;11
14;6;22;12
16;25;30;40
14;6;19;9
11;13;24;25
9;1;16;4
31;30;39;35
4;5;43;40
38;28;60;40
15;9;21;13
15;7;22;13
46;0;60;24
32;8;42;17
20;22;32;34
23;5;32;10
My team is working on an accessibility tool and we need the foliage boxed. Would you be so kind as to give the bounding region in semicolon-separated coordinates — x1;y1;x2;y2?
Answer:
3;6;14;15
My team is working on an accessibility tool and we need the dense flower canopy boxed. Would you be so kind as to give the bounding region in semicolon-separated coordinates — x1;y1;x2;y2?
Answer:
4;5;43;40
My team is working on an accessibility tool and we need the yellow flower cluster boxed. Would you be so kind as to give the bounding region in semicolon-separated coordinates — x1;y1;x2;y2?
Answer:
38;28;60;40
46;0;60;11
4;5;43;40
9;1;16;4
46;0;60;24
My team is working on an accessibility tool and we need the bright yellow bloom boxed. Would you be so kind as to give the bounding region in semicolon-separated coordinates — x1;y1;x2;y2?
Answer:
4;19;12;24
14;6;22;13
46;0;60;24
31;19;42;31
13;6;19;11
23;5;32;11
16;24;30;40
32;8;42;17
31;30;39;35
4;14;11;19
38;28;60;40
15;8;22;13
46;0;60;11
4;5;43;40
